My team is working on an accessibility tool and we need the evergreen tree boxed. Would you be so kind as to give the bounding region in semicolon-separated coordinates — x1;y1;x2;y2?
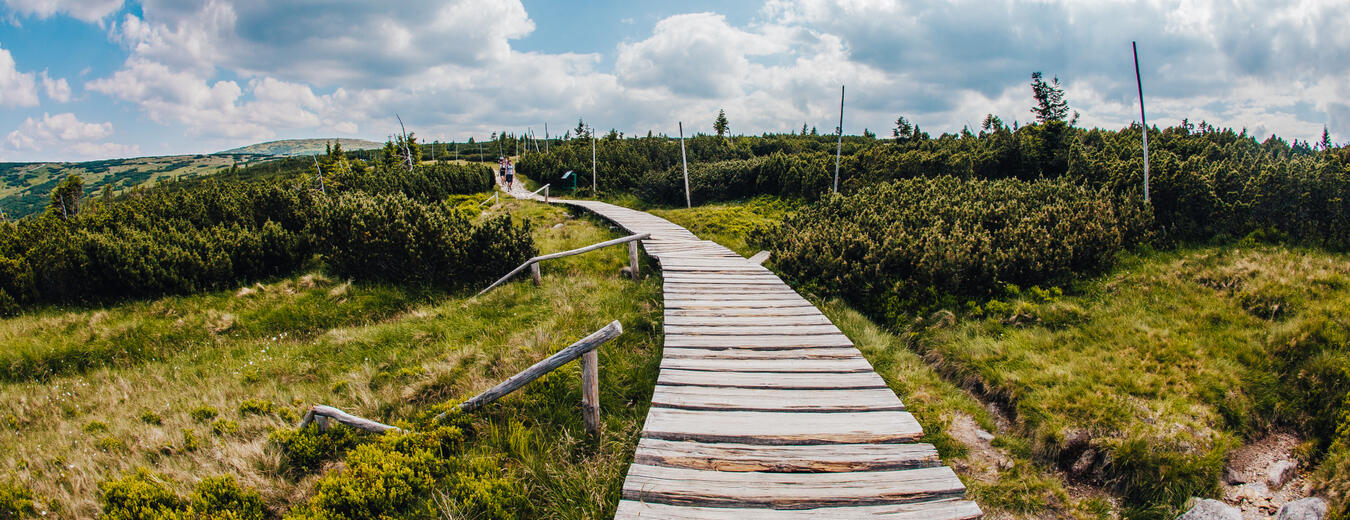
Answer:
1030;72;1071;123
894;116;914;142
714;109;730;137
1321;126;1332;150
801;122;809;135
48;174;84;219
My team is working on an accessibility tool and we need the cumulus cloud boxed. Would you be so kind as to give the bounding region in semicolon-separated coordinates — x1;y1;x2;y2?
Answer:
2;0;123;22
0;46;39;107
2;112;137;160
40;71;72;102
616;13;784;98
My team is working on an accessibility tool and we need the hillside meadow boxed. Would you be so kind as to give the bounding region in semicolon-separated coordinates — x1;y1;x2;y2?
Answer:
0;197;663;518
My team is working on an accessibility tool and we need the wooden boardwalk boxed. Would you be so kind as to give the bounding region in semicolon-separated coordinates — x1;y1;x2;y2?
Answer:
500;184;980;518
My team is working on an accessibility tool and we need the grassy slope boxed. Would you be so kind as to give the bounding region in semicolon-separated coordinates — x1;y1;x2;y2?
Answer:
646;197;1112;518
922;245;1350;517
0;155;276;217
217;139;384;156
0;197;662;518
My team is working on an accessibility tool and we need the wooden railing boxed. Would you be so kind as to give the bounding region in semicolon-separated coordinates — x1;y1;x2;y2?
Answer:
530;183;551;202
296;321;624;437
448;321;623;434
477;233;650;296
478;191;499;207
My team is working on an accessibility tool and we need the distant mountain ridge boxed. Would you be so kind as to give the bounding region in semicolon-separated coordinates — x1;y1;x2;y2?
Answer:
217;138;384;156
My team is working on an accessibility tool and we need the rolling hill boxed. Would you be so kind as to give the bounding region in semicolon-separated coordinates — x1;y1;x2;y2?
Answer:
216;138;384;156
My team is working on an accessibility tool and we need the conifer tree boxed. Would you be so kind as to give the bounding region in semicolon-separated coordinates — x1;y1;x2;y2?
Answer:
1030;72;1071;123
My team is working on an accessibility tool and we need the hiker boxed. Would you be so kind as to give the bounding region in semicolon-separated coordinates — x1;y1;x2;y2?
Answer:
504;159;515;190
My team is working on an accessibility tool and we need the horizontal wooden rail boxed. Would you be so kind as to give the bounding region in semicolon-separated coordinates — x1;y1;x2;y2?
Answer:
445;320;623;421
478;191;499;207
477;233;650;296
298;404;401;433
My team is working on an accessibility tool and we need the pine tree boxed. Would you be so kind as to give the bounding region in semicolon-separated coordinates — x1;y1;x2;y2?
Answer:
1321;126;1332;150
714;109;729;137
894;116;914;142
801;122;809;135
1030;72;1071;123
48;174;84;219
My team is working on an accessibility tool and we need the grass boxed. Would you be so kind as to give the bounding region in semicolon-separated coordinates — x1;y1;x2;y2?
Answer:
0;196;662;518
920;244;1350;518
647;195;800;256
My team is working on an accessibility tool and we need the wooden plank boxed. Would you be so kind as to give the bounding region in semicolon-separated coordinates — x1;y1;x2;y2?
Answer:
664;324;841;336
620;464;964;508
664;294;806;303
664;299;820;307
665;307;824;318
664;334;854;348
658;369;890;390
664;315;835;326
641;409;924;445
614;498;982;520
455;321;623;413
650;385;905;413
632;438;935;472
662;347;861;360
660;356;875;373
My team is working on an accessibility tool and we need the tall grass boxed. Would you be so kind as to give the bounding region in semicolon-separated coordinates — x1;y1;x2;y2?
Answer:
0;197;661;518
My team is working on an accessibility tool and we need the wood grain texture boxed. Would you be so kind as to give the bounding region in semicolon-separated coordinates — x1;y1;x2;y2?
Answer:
498;192;979;518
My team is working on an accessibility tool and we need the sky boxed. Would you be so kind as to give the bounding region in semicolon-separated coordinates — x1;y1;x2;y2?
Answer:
0;0;1347;162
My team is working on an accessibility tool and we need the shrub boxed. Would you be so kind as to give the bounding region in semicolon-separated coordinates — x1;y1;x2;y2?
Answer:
190;405;219;423
0;479;36;519
761;177;1151;319
269;424;362;472
210;419;239;436
139;410;162;425
237;399;274;416
99;468;182;520
310;192;533;286
187;475;264;520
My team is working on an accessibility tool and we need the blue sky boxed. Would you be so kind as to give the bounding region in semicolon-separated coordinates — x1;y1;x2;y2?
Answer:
1;0;1347;162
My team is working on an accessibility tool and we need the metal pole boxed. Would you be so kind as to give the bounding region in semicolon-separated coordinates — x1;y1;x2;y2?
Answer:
591;126;597;193
679;121;690;208
1133;41;1150;203
544;122;549;153
833;85;844;194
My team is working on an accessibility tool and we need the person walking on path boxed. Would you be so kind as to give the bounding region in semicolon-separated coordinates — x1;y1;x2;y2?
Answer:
504;158;515;191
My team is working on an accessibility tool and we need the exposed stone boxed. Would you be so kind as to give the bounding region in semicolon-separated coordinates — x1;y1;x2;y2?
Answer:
1275;497;1327;520
1267;460;1297;490
1224;465;1246;485
1178;498;1242;520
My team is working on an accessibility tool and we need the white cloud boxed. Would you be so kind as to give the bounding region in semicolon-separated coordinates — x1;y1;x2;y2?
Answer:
2;112;137;160
40;71;71;102
2;0;123;22
616;13;784;98
0;46;38;107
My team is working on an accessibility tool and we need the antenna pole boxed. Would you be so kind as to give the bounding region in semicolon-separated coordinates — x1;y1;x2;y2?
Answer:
1133;41;1150;203
679;121;690;208
834;85;845;194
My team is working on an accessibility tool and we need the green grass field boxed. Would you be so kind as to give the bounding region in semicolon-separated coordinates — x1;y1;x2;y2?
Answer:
0;197;662;518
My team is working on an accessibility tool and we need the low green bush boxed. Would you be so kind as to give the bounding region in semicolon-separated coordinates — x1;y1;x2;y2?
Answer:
0;479;36;519
100;469;264;520
269;424;362;472
761;177;1151;319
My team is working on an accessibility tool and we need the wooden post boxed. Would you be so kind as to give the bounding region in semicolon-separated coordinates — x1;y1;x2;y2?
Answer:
544;184;549;203
834;85;845;194
627;241;640;280
476;233;650;296
679;121;690;208
299;405;400;433
530;262;542;286
544;122;549;153
1133;41;1150;203
591;128;598;193
582;349;599;435
451;321;623;415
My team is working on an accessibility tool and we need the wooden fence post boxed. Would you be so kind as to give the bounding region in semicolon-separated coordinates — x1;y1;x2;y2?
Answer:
582;350;600;435
627;241;640;280
449;321;623;416
530;262;542;286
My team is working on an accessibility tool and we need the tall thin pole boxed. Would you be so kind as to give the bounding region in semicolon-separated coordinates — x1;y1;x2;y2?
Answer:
1133;41;1150;203
544;122;549;153
833;85;845;194
396;114;413;171
591;126;598;193
679;121;690;208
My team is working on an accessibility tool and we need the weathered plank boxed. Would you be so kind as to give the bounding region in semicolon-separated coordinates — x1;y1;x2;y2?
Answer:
650;385;905;413
620;464;965;508
662;347;861;360
657;369;890;390
659;356;874;374
641;409;924;445
664;324;841;335
663;315;834;326
665;306;825;318
632;438;935;472
455;321;622;413
614;498;983;519
663;334;855;348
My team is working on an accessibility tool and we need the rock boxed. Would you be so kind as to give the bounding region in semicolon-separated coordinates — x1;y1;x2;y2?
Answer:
1275;497;1327;520
1224;465;1245;485
1234;483;1269;504
974;428;995;442
1267;460;1297;490
551;223;564;229
1178;498;1242;520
